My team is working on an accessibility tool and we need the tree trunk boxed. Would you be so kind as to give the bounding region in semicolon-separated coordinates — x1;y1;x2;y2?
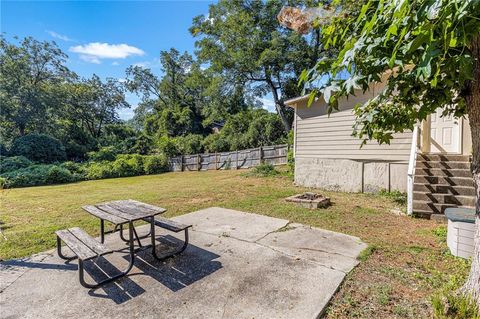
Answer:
275;101;292;133
462;34;480;307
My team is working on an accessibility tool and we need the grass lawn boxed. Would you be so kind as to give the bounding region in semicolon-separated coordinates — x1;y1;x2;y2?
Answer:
0;169;471;318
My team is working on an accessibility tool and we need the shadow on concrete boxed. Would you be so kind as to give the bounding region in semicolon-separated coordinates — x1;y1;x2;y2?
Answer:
85;235;222;304
0;259;77;271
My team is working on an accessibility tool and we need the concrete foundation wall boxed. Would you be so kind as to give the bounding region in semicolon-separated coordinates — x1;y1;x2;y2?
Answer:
295;157;408;193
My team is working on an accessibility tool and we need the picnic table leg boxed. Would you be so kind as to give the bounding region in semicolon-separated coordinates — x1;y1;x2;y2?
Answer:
150;217;189;261
78;220;135;289
56;236;77;261
119;223;151;245
100;219;105;244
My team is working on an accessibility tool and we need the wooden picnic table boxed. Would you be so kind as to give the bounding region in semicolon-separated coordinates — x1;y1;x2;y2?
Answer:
59;199;192;288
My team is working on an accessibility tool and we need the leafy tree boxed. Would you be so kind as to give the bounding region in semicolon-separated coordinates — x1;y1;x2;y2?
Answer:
61;75;129;140
10;133;66;163
297;0;480;307
126;48;251;138
0;36;73;137
190;0;327;132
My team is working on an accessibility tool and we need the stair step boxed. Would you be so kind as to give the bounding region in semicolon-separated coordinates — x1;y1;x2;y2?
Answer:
412;200;474;214
418;154;471;162
415;168;472;178
414;175;474;187
412;210;449;222
415;161;471;169
413;192;475;206
413;183;476;196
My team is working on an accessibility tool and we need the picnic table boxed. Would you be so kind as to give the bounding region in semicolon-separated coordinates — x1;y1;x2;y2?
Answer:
56;199;191;288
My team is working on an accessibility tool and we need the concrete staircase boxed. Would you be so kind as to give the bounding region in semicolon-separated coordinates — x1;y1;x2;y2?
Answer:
413;154;475;220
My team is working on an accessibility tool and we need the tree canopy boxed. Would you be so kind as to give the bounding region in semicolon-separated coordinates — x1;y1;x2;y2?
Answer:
190;0;328;132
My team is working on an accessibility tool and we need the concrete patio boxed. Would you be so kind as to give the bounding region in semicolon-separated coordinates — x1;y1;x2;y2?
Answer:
0;207;367;319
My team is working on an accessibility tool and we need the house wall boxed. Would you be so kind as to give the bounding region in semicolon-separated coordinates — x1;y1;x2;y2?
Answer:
292;86;412;192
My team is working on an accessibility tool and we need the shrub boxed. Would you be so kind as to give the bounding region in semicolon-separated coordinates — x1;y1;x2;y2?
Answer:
132;134;153;155
1;165;51;187
0;177;6;189
87;146;117;162
144;154;168;174
46;166;74;184
0;143;8;157
156;136;179;157
10;133;66;163
174;134;204;155
60;161;85;176
246;163;279;177
86;162;116;180
0;156;33;173
112;154;144;177
202;134;230;153
0;164;83;188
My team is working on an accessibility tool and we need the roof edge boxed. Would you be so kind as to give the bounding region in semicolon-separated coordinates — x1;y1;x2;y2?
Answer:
284;94;312;107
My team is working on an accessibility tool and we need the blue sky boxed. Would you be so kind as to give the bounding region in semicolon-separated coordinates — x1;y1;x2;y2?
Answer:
1;0;276;119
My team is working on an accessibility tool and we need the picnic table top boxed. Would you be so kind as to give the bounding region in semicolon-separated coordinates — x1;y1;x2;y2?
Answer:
82;199;166;224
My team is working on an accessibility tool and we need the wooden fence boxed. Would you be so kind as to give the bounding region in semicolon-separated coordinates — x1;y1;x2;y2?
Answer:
168;144;288;172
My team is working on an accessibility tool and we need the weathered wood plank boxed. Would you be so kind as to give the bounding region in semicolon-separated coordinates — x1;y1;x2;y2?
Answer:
69;227;111;256
104;201;156;220
125;200;166;214
82;205;126;225
151;216;191;233
55;229;96;260
95;204;139;221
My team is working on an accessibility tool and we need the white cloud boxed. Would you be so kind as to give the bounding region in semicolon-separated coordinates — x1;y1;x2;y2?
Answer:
259;98;276;112
46;30;73;42
112;61;120;66
70;42;145;64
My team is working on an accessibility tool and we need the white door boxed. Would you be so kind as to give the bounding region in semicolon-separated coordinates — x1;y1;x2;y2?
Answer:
430;108;460;153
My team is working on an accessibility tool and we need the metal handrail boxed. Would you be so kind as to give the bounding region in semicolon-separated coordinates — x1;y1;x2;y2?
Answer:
407;126;420;215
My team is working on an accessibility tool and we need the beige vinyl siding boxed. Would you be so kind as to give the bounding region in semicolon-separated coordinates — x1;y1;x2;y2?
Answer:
294;89;412;162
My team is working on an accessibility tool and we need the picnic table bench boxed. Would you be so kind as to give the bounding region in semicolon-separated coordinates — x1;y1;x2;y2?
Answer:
55;199;192;288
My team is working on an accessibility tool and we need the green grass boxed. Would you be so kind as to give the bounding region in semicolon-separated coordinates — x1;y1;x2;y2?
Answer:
0;169;473;317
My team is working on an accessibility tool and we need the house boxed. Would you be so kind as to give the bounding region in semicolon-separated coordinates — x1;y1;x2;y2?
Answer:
285;84;475;219
210;121;225;134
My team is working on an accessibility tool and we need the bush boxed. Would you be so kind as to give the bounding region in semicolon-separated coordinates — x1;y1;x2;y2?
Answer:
60;161;85;176
156;136;179;157
46;166;74;184
0;164;82;188
144;154;168;174
86;162;116;180
87;146;117;162
0;156;33;173
174;134;204;155
246;163;279;177
112;154;144;177
0;177;6;189
1;165;51;187
0;143;8;157
202;134;230;153
10;133;66;163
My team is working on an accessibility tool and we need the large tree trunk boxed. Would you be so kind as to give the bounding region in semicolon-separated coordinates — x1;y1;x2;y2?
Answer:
462;34;480;307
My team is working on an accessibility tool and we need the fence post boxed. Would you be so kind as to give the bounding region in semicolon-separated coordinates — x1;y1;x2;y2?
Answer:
259;146;263;164
215;152;218;170
180;155;184;172
236;150;239;169
197;154;201;171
